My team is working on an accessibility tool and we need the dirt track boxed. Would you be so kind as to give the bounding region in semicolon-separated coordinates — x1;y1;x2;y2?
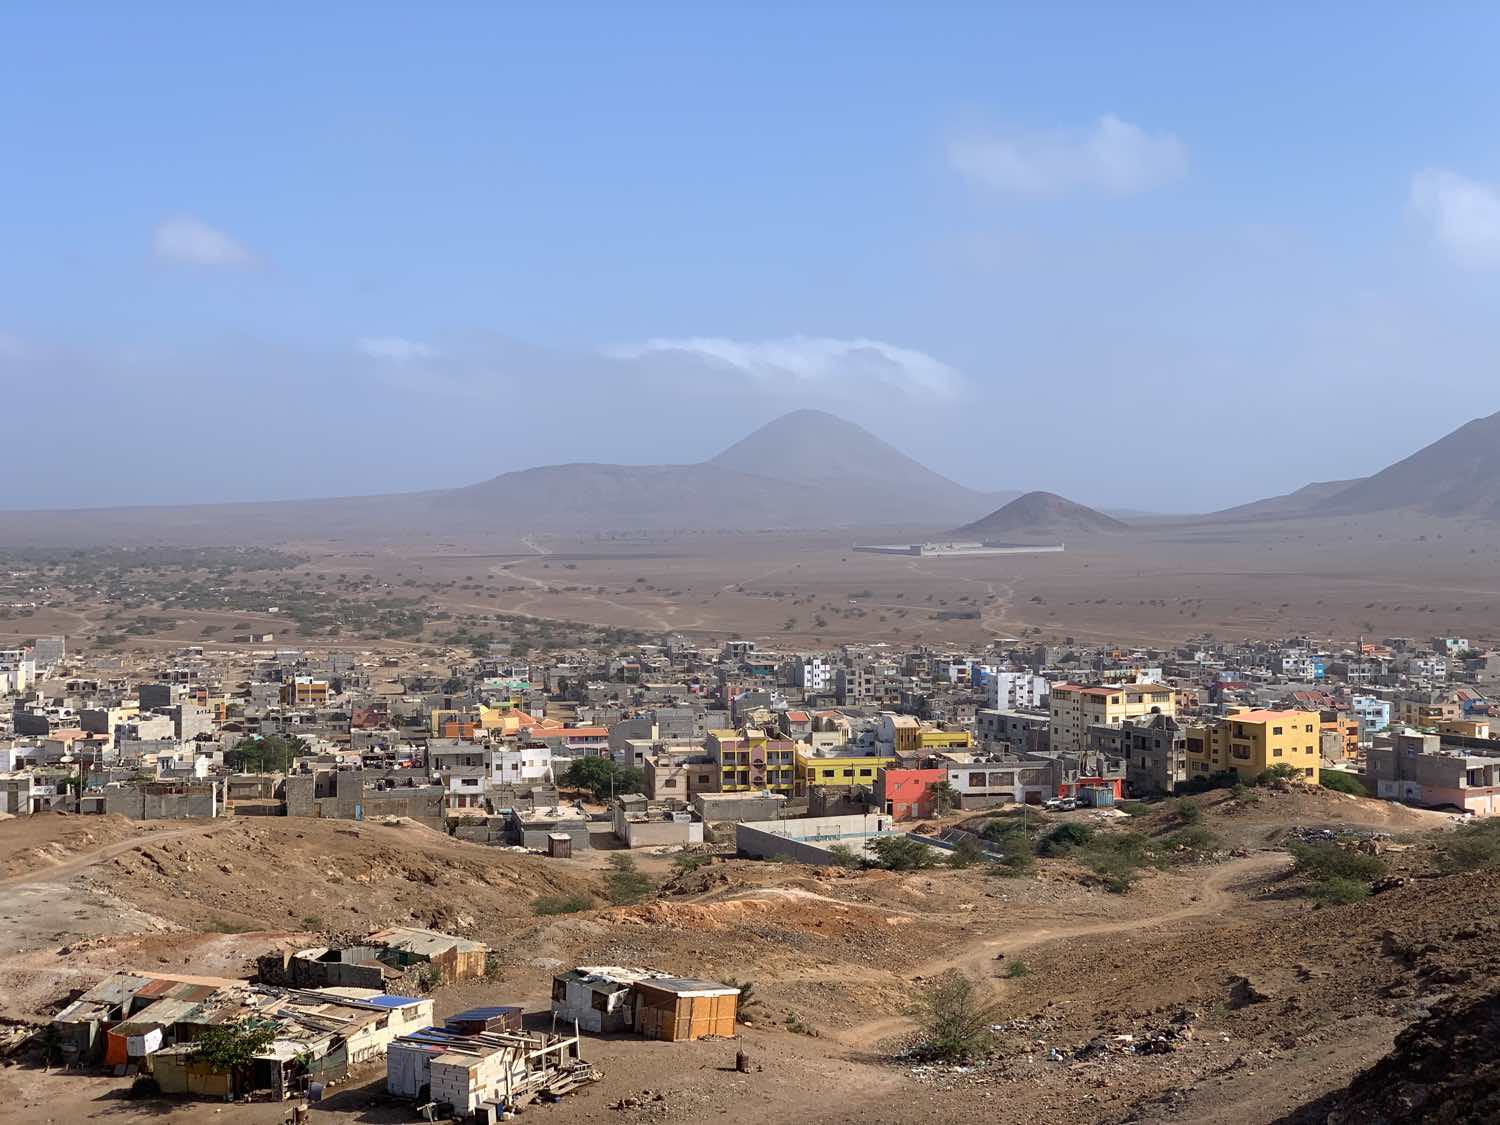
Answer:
837;852;1290;1049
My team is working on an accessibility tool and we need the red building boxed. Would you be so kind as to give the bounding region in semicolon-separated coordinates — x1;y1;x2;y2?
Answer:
875;767;949;820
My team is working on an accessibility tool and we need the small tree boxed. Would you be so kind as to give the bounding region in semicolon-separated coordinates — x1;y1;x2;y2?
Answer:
825;844;863;869
189;1021;279;1087
867;835;939;871
926;781;960;817
946;834;985;869
908;970;1002;1061
604;854;655;905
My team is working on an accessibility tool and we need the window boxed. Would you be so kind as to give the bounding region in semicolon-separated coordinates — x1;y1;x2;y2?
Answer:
1272;726;1283;736
662;778;676;788
1273;747;1283;757
858;768;872;777
842;768;854;777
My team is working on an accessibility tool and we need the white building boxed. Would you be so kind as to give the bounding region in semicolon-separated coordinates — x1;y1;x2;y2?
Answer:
0;649;36;694
990;672;1050;711
493;742;553;786
796;656;835;693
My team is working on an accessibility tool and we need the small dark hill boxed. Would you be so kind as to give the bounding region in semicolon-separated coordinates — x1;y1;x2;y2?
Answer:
951;491;1127;539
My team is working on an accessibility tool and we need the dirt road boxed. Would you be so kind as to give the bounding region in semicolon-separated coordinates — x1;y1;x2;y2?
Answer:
836;853;1289;1049
0;821;233;889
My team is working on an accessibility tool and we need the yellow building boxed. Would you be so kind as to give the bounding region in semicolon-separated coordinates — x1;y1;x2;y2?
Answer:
793;748;886;796
706;728;769;793
282;676;330;708
1049;682;1176;754
1185;709;1320;783
919;728;973;751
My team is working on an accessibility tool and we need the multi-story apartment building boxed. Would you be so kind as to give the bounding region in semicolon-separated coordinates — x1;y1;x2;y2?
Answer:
282;676;330;708
975;708;1050;754
705;728;792;793
1048;682;1176;755
990;671;1050;711
1122;713;1187;796
1350;695;1391;738
1184;708;1320;783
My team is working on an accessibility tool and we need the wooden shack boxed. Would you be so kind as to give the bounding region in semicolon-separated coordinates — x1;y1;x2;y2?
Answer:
631;978;739;1041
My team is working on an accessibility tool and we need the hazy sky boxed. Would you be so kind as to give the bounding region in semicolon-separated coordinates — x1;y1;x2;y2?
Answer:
6;3;1500;511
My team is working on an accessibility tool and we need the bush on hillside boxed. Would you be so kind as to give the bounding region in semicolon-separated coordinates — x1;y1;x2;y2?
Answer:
1175;770;1241;796
1037;822;1096;856
867;835;939;871
906;970;1002;1062
1320;771;1371;797
1438;819;1500;872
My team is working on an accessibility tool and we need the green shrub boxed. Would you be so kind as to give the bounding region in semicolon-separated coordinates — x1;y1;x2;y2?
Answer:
1307;876;1369;905
603;855;656;905
906;970;1002;1061
533;893;594;915
1003;959;1030;978
1174;798;1203;825
825;844;863;868
1153;825;1221;864
1288;842;1387;882
1319;771;1370;797
946;835;985;869
1438;820;1500;872
989;845;1035;876
1037;822;1096;856
1078;832;1152;892
1257;763;1303;785
1175;770;1241;796
867;835;939;871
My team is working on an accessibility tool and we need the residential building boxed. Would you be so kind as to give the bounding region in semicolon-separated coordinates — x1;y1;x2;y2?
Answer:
989;671;1050;711
283;676;330;707
1367;731;1500;815
705;728;772;793
1123;713;1188;796
1185;708;1321;783
1351;695;1391;738
1049;682;1176;755
875;766;949;820
793;747;885;796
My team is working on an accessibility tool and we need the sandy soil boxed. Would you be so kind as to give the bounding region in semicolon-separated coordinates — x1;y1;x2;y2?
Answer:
4;792;1497;1124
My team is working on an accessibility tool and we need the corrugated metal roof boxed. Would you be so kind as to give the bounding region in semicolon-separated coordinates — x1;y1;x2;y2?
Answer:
362;994;424;1009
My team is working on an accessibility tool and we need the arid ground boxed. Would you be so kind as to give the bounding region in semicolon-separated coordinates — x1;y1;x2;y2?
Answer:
8;510;1500;656
0;789;1490;1124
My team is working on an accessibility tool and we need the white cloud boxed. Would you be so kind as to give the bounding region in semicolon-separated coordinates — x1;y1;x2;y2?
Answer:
950;114;1187;196
1410;168;1500;267
152;215;253;267
606;335;964;399
357;336;436;362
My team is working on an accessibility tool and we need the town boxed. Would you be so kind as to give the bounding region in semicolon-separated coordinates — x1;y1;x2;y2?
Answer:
2;620;1498;1122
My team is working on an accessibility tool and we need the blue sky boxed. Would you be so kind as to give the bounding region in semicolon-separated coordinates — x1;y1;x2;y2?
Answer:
5;2;1500;509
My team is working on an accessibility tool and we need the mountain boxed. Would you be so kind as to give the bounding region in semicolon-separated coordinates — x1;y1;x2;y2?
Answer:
1315;409;1500;518
950;491;1128;539
1203;409;1500;524
1207;479;1363;522
0;410;1016;545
